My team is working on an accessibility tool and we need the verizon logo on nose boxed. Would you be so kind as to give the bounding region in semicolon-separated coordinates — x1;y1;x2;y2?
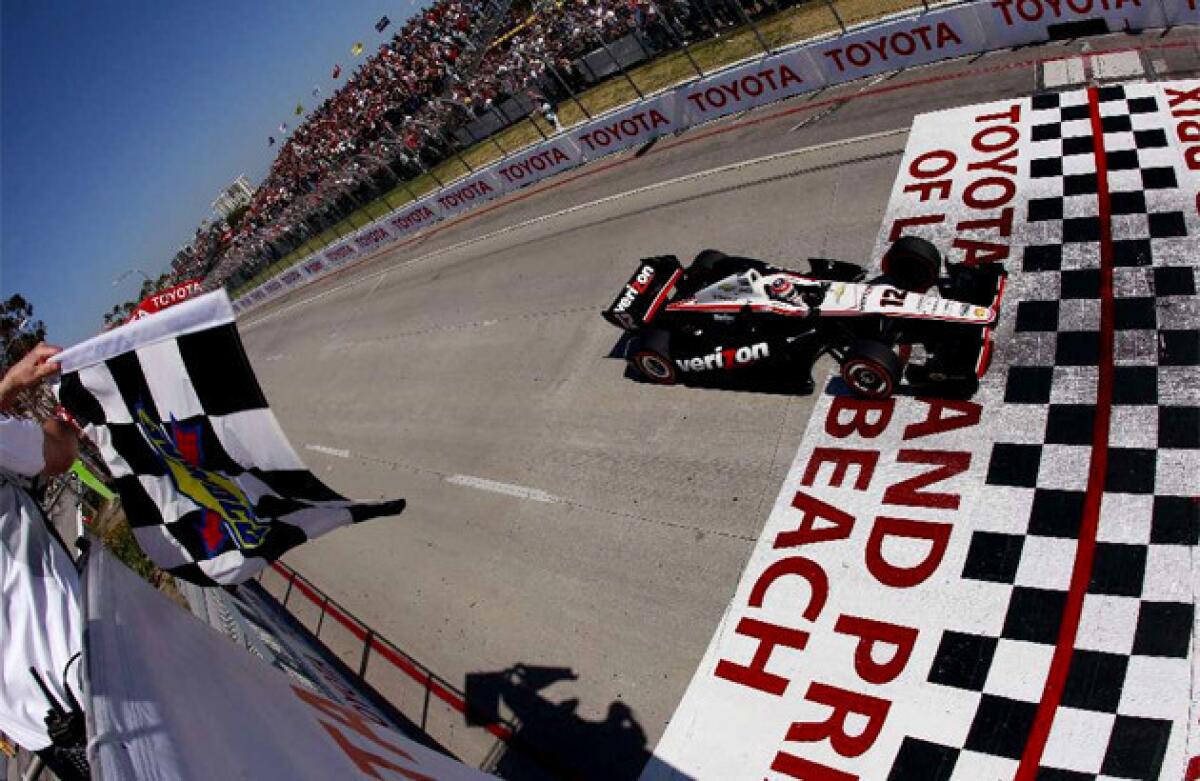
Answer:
677;343;770;372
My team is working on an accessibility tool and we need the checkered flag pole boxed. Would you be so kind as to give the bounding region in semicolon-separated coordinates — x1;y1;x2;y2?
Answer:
54;291;405;586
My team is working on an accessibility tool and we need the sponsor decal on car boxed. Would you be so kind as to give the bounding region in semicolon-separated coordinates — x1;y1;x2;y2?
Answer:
613;265;656;314
675;342;770;372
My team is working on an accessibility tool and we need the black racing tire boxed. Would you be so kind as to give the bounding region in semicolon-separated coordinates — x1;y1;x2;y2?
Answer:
841;340;902;399
882;236;941;293
629;329;676;385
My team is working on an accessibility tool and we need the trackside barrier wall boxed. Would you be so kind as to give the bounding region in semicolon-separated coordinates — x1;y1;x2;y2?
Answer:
230;0;1195;314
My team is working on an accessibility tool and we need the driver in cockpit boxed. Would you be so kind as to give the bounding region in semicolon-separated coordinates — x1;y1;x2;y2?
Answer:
766;276;826;309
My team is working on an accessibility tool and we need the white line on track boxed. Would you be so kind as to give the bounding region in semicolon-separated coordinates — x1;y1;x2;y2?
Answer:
241;125;910;331
305;444;351;458
444;474;560;504
367;270;389;296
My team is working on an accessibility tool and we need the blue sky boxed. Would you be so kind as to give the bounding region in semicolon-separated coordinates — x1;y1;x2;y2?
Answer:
2;0;412;345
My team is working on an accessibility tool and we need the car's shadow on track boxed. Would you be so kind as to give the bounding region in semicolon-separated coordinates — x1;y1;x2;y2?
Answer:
465;663;688;780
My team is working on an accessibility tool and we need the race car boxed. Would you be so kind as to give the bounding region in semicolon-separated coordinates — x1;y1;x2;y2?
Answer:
601;237;1006;399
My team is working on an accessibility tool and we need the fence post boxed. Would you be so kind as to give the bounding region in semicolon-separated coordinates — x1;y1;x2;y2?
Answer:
421;677;433;731
731;0;772;55
589;29;645;99
825;0;846;35
358;630;375;677
315;595;330;638
282;571;296;608
649;0;705;78
541;56;593;120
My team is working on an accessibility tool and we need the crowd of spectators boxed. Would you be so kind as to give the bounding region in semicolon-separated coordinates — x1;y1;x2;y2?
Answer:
199;0;792;286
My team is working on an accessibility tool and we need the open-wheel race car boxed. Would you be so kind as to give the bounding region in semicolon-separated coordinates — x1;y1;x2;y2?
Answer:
602;238;1006;399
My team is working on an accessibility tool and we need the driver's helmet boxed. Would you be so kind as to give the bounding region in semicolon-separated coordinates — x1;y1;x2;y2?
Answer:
768;276;796;301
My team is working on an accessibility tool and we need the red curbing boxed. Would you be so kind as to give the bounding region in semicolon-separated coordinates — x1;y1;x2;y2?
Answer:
1015;85;1117;780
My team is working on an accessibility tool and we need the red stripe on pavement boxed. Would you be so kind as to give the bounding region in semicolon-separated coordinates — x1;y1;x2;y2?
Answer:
1015;85;1117;780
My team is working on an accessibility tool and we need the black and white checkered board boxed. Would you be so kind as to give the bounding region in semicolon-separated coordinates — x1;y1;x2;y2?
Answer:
56;292;406;586
890;83;1198;781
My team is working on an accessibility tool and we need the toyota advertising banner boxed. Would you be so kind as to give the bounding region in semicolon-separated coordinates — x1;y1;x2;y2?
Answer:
352;219;397;253
433;168;507;218
235;2;1199;315
809;6;990;85
679;49;825;126
978;0;1170;49
569;91;681;161
494;136;584;190
389;196;444;237
126;279;204;322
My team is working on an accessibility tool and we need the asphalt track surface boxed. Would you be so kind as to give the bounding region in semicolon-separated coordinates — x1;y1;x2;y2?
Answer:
243;29;1200;776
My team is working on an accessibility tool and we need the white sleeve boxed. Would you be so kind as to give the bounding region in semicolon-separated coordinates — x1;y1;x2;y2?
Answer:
0;417;46;478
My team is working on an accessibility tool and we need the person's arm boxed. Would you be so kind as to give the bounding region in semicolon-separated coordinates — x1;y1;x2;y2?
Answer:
40;418;78;476
1;343;77;476
0;343;62;412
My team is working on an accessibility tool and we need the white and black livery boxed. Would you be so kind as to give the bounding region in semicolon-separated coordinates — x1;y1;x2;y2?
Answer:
602;238;1006;399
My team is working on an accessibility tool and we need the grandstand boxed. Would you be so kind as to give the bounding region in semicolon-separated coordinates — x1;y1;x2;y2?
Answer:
199;0;856;296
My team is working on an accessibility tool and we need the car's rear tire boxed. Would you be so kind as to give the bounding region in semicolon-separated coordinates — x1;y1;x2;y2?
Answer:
629;330;676;385
691;249;728;273
841;340;901;399
882;237;941;293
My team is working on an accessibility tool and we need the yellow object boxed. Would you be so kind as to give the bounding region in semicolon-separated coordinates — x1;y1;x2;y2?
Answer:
351;41;364;56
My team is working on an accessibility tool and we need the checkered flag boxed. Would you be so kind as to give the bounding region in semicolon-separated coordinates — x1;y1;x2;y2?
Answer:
54;291;405;586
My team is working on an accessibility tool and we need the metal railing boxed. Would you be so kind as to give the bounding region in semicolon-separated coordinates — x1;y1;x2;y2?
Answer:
261;561;517;745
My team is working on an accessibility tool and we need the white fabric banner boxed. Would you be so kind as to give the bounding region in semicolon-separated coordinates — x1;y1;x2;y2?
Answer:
279;265;307;290
493;136;584;190
388;196;444;238
431;169;508;218
351;219;398;253
1167;0;1199;25
975;0;1169;49
84;544;493;780
299;254;333;284
569;92;681;161
809;5;990;84
679;49;826;127
0;481;84;752
323;240;359;267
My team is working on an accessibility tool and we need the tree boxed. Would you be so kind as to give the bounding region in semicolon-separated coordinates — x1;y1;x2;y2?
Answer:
0;294;47;369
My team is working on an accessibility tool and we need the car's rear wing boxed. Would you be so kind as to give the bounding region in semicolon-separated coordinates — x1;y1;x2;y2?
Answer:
602;256;683;331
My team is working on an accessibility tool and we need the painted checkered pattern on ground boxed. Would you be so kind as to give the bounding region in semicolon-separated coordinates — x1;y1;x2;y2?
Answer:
648;82;1196;781
890;83;1199;781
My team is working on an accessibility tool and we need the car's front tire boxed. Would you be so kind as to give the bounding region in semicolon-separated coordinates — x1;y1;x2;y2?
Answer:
841;340;901;399
882;236;941;293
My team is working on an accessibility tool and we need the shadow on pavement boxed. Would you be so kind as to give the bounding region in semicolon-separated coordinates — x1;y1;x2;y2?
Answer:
465;663;678;780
